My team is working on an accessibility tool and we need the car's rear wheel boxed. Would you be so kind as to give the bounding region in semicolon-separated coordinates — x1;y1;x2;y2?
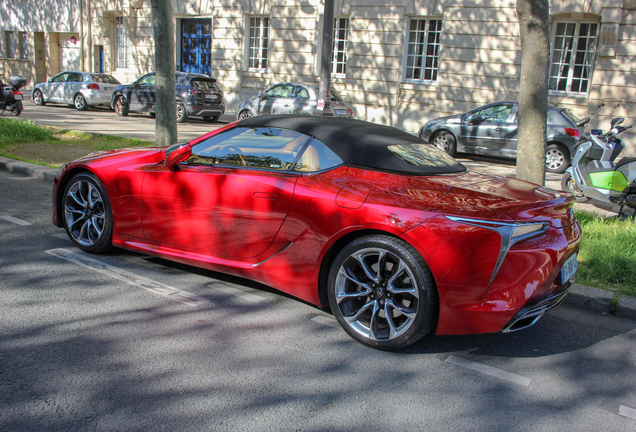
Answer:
33;90;45;106
238;110;252;120
327;235;438;351
546;143;570;174
176;102;187;123
114;96;129;116
203;114;219;123
431;131;456;155
74;93;88;111
62;173;113;254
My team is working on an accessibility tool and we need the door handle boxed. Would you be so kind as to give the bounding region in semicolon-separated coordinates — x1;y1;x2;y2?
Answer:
494;127;503;131
254;192;278;200
283;104;291;107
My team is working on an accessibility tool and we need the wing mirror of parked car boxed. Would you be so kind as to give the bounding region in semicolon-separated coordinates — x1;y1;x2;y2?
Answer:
164;143;192;171
467;116;485;126
577;116;591;128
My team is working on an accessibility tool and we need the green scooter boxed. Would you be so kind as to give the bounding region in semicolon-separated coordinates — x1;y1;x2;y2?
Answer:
561;117;636;218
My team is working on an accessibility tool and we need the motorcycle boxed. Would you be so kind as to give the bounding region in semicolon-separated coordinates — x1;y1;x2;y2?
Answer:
561;116;636;218
0;72;26;117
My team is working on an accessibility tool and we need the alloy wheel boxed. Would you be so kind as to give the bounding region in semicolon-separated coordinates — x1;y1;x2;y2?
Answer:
238;111;252;120
64;179;106;247
333;247;421;341
433;135;450;153
546;148;565;170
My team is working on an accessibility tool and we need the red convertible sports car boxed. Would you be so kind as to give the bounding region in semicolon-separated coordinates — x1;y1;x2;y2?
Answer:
53;115;581;350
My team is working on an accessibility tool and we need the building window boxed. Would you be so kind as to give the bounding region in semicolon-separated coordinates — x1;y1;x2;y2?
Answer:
5;31;15;58
19;32;28;59
403;18;442;83
114;16;129;69
549;21;598;95
248;16;269;71
332;18;349;77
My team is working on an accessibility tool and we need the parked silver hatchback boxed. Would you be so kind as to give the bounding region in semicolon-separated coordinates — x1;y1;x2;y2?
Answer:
32;71;121;111
236;82;353;120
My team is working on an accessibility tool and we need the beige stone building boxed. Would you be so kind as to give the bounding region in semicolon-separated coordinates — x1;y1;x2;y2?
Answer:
2;0;635;155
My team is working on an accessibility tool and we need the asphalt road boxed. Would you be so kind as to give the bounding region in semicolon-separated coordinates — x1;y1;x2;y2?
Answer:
1;164;636;431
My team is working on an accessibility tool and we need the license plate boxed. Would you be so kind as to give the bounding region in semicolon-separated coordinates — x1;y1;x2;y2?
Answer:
559;253;578;284
205;94;217;100
334;108;347;115
14;94;23;100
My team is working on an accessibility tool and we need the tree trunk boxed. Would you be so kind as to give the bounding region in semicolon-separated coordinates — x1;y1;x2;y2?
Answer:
516;0;550;185
150;0;177;146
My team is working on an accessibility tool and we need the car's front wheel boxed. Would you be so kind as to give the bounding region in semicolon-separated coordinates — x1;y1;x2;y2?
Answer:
238;110;253;120
33;90;46;106
327;235;438;351
431;131;456;155
74;93;88;111
546;143;570;174
114;96;129;116
62;173;113;254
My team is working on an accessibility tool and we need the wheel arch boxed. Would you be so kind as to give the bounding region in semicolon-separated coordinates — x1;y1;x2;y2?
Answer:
54;167;97;227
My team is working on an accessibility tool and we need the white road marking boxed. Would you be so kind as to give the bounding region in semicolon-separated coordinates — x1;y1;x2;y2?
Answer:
209;282;266;303
619;405;636;420
0;215;32;226
311;315;340;328
45;248;210;307
445;355;532;387
5;176;36;180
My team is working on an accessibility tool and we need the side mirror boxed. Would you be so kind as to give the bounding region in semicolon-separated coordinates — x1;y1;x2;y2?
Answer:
467;116;484;126
576;117;590;128
164;143;192;171
610;117;625;128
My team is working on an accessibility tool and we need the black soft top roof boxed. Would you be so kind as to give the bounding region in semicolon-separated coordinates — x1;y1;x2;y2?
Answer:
237;115;466;174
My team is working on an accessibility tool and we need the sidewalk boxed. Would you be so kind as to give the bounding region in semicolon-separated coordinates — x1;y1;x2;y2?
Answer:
1;155;635;322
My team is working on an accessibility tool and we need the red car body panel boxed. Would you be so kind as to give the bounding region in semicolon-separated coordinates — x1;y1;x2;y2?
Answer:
53;122;581;337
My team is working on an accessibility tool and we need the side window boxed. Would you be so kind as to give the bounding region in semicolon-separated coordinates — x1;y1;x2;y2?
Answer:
67;73;83;82
293;139;343;172
188;127;311;170
51;73;69;83
294;86;310;99
466;104;513;123
138;74;156;86
265;84;293;98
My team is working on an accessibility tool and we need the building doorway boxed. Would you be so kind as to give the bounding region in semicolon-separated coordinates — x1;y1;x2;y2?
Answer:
181;19;212;76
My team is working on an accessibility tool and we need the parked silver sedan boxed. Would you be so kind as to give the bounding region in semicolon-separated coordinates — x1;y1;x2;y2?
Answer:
32;71;121;111
236;82;353;120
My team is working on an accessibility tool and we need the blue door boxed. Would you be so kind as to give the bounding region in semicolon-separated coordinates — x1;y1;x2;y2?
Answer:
181;19;212;76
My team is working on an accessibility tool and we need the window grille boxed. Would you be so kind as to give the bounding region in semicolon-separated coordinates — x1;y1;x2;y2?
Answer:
404;18;442;83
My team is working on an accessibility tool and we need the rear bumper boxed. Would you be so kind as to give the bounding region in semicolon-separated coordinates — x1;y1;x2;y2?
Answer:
501;282;572;332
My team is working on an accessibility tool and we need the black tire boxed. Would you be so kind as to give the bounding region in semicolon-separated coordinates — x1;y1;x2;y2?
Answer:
238;110;253;120
546;143;570;174
203;114;219;123
33;90;46;106
148;112;156;118
74;93;88;111
62;173;114;254
430;131;456;155
561;172;590;202
10;108;22;117
327;235;438;351
114;96;129;116
176;102;187;123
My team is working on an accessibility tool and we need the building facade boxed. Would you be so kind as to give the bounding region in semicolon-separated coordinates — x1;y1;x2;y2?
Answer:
2;0;635;155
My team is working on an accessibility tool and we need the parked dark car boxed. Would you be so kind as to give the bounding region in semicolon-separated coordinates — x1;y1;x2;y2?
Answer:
418;102;589;173
236;82;353;120
111;71;225;123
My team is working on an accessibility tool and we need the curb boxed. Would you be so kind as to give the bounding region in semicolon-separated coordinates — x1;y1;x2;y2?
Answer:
1;156;635;322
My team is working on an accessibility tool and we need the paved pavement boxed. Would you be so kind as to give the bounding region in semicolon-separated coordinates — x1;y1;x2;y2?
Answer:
1;154;635;322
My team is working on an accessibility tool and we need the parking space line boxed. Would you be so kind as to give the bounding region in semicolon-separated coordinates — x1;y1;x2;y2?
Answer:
121;255;171;271
45;248;210;307
311;315;339;328
0;215;32;226
619;405;636;420
209;282;266;303
445;355;532;386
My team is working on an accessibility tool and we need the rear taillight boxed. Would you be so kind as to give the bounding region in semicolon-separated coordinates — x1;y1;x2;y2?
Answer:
189;89;201;95
11;91;22;96
87;83;99;90
565;128;581;140
348;107;353;117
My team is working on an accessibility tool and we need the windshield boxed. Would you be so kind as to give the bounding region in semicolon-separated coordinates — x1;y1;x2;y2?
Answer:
90;74;121;84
